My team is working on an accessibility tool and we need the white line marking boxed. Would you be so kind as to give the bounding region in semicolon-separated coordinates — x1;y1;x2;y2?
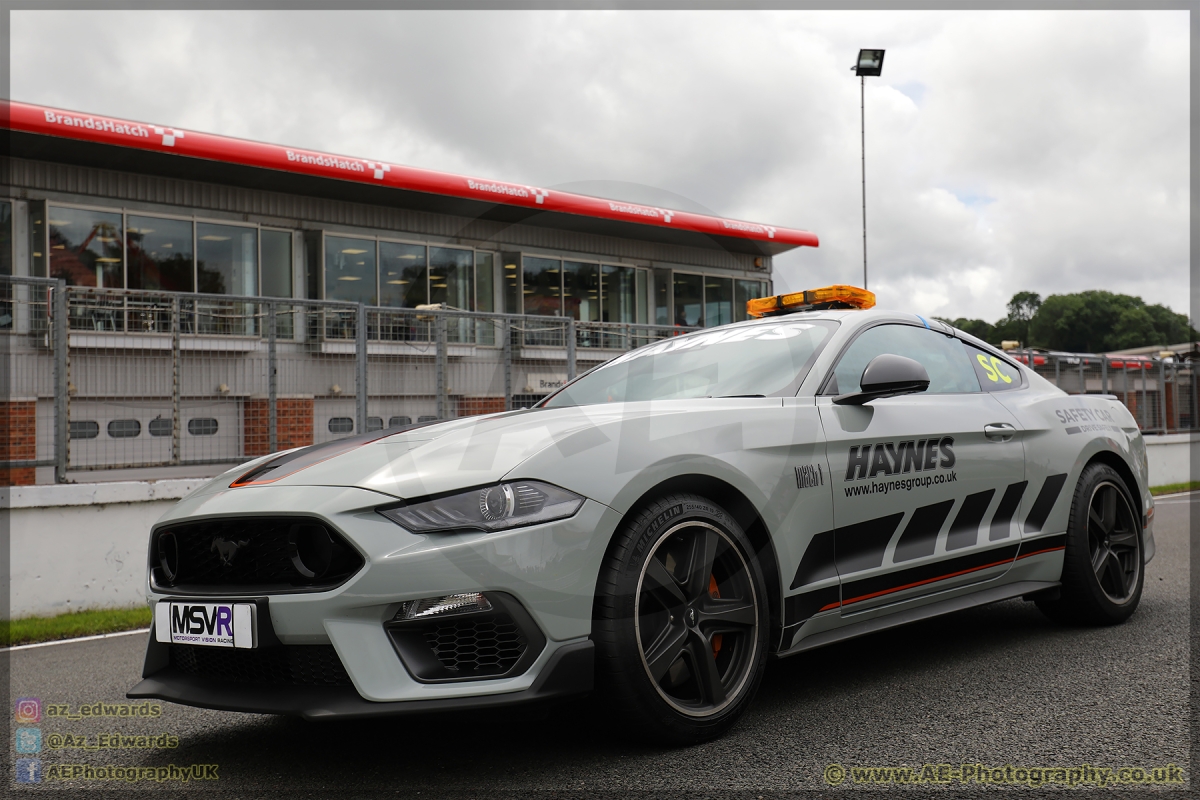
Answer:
2;627;149;652
1152;490;1199;503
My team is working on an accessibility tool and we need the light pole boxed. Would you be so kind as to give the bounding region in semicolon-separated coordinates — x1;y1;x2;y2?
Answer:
851;48;885;290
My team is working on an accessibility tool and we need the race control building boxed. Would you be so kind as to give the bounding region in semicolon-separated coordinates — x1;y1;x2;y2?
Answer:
0;101;819;481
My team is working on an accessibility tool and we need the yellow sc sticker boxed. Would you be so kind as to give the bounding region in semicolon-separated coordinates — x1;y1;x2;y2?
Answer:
977;353;1014;384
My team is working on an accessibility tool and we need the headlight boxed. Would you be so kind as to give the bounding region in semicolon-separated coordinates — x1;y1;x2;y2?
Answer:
378;480;584;533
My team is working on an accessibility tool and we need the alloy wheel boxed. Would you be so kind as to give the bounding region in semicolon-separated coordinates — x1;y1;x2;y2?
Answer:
634;521;759;717
1086;481;1141;604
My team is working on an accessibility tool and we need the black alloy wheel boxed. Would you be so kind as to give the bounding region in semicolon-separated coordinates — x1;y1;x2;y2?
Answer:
1036;462;1145;625
635;521;759;716
593;493;769;744
1085;480;1141;604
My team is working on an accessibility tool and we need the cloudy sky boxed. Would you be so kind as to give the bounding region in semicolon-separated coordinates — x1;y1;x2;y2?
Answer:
11;9;1190;322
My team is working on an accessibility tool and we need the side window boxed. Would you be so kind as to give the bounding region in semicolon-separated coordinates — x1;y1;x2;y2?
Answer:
829;324;981;395
966;345;1022;391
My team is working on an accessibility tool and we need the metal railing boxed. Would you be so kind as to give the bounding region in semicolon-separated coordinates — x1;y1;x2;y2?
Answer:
1;278;700;480
2;277;1196;483
1012;348;1197;435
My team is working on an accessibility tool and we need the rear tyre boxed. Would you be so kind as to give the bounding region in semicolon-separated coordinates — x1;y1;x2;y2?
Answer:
593;494;769;745
1036;462;1144;625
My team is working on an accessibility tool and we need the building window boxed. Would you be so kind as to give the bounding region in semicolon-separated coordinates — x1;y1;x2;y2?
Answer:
366;416;384;432
735;279;767;322
0;201;11;331
127;215;194;292
673;272;704;327
388;415;412;428
705;276;734;327
474;252;496;346
653;269;671;326
69;420;100;439
107;419;142;438
475;252;495;313
148;417;172;436
29;199;47;278
636;270;649;326
0;200;11;277
48;206;124;288
602;265;639;324
501;252;520;314
261;229;293;298
197;222;257;296
325;235;376;304
523;256;561;316
563;261;599;322
429;247;473;310
328;417;354;434
380;241;425;307
188;418;219;436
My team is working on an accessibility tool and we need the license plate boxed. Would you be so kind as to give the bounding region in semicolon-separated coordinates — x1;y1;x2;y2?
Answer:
155;601;256;649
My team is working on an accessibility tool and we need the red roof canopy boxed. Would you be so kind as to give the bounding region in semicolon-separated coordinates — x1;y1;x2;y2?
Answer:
5;101;819;257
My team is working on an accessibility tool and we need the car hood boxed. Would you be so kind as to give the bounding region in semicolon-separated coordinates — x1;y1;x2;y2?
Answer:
226;405;658;500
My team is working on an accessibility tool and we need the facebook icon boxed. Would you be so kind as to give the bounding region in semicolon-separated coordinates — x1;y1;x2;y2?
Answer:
15;757;42;783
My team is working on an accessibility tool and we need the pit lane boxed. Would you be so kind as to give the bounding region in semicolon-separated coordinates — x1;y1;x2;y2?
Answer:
9;495;1190;794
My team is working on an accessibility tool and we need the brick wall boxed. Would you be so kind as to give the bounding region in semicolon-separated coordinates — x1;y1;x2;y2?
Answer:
1;400;37;486
456;396;506;418
244;397;315;457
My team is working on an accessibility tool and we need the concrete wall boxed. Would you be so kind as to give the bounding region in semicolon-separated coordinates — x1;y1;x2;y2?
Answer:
3;435;1195;618
1144;432;1197;487
4;479;207;618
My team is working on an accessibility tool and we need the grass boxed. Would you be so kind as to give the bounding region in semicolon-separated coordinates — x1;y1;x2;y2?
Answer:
2;606;151;647
1150;481;1200;497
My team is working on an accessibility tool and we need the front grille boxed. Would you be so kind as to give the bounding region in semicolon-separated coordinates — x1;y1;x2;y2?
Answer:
151;517;364;592
424;615;527;676
169;644;352;686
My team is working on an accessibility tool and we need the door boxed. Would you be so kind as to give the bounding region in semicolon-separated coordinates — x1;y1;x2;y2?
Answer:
962;341;1073;546
817;323;1027;616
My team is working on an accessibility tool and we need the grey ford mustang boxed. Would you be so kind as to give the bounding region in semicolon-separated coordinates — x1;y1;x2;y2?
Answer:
130;288;1154;744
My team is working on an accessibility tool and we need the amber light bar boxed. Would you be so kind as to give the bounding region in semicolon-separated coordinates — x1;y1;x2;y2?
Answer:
746;285;876;318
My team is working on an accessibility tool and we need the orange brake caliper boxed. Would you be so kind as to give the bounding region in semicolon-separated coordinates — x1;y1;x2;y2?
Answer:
709;574;723;659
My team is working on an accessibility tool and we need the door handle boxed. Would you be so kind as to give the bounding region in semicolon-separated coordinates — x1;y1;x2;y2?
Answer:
984;423;1016;442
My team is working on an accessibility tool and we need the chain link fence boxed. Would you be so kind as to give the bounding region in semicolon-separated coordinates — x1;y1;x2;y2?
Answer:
2;276;1196;484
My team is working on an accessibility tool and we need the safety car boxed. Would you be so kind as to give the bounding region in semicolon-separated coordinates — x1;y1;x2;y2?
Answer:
129;285;1154;743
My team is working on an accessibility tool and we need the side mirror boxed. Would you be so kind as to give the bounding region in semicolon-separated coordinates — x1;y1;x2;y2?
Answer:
834;354;930;406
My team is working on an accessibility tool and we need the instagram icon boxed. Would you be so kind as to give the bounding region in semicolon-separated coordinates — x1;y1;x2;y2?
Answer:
14;697;41;723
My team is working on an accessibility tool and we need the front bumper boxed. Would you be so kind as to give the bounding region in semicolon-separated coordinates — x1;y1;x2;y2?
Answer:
128;638;594;721
130;485;620;716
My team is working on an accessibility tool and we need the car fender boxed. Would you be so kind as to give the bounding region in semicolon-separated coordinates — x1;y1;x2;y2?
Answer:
993;388;1150;553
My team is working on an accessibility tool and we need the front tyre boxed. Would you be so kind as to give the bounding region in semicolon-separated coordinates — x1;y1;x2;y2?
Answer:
1036;462;1144;625
593;494;769;745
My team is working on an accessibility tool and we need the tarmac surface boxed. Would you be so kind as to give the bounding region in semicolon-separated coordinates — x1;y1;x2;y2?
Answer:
7;494;1191;795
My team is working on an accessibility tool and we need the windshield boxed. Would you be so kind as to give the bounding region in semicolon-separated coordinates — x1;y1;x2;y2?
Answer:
542;319;838;408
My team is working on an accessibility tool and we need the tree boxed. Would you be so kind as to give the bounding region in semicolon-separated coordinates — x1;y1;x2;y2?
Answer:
935;317;994;342
940;290;1197;352
1004;291;1041;346
1026;290;1198;352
